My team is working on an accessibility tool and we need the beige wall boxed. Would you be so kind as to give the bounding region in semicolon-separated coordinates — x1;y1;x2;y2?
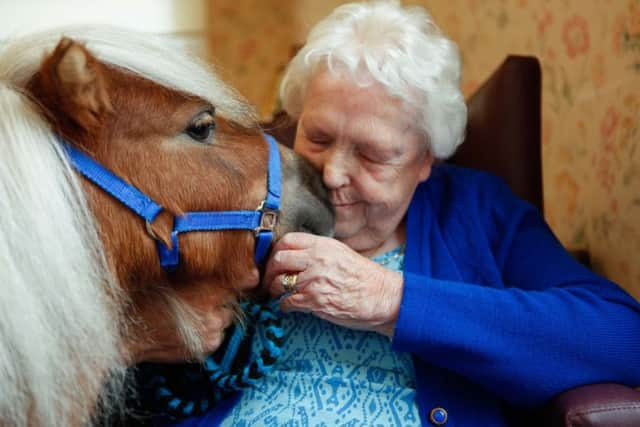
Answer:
0;0;209;58
209;0;640;298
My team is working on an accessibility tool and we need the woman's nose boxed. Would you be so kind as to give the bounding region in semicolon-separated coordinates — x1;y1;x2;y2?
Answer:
322;149;350;189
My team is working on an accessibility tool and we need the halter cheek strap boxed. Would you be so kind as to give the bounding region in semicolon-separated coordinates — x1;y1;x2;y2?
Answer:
61;133;282;270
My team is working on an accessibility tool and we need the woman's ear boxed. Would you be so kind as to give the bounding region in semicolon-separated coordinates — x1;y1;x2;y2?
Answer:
33;37;113;132
418;148;434;183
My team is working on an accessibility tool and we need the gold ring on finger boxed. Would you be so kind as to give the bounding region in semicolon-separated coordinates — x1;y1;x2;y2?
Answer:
281;273;299;294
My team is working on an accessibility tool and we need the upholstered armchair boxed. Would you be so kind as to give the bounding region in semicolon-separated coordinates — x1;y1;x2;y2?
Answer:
261;55;640;427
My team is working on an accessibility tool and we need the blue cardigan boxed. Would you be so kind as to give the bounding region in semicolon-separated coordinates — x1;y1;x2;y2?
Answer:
394;164;640;426
173;164;640;426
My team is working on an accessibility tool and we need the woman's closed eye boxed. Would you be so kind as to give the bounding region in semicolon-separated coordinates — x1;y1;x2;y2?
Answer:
358;150;384;164
303;127;333;145
357;146;395;165
307;135;332;146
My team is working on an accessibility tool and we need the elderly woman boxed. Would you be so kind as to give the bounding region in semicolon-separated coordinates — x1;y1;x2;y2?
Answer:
174;1;640;426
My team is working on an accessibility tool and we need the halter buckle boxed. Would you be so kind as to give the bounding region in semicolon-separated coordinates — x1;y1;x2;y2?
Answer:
255;209;279;236
254;201;279;236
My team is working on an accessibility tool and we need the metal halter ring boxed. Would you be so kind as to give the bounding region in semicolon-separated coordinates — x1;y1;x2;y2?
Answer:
145;220;161;241
281;273;299;294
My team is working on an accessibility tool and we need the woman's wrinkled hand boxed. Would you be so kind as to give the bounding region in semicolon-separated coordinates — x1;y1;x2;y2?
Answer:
263;232;403;337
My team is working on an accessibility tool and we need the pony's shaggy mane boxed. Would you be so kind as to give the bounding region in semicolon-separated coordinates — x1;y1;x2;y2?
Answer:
0;82;126;426
0;26;256;426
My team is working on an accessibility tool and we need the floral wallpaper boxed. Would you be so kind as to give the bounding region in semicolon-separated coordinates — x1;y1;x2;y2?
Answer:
207;0;347;118
209;0;640;298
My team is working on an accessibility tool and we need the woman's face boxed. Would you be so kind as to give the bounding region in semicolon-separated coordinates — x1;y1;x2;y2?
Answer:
294;69;433;256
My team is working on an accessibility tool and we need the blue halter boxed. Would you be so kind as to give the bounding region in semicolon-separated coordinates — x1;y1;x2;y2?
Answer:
62;134;281;271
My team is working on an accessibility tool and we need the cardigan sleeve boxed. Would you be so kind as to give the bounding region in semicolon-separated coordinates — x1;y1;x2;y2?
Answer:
392;173;640;408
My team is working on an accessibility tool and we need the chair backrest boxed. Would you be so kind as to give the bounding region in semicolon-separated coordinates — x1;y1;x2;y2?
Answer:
262;55;543;210
450;55;542;210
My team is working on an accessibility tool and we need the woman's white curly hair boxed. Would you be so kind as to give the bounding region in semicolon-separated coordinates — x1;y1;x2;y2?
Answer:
279;0;467;159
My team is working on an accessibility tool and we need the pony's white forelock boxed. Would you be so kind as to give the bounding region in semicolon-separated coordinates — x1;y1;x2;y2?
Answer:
279;0;467;159
0;25;257;126
0;25;254;426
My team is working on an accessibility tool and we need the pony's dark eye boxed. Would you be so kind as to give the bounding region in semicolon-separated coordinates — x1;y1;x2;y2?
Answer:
186;109;216;143
187;123;215;142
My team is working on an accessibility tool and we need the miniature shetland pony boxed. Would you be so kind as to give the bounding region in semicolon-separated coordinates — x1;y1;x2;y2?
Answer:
0;28;333;426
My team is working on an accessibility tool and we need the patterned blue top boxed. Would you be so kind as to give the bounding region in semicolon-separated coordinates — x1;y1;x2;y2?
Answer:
219;245;421;426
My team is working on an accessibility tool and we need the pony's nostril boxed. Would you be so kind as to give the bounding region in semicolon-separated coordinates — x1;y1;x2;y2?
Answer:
300;225;313;234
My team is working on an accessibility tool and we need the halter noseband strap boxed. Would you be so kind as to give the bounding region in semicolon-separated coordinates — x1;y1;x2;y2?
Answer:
62;134;281;270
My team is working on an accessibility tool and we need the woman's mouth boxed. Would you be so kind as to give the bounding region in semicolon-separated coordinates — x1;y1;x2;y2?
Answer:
333;202;358;212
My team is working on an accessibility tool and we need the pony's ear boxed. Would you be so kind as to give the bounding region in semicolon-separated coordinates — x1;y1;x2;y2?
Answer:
40;37;113;132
